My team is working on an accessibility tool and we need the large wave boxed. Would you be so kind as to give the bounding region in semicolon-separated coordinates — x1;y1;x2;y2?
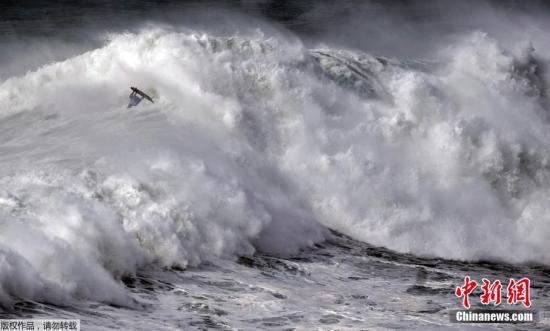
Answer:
0;26;549;306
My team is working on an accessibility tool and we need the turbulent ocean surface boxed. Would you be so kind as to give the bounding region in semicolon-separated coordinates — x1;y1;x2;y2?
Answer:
0;1;550;329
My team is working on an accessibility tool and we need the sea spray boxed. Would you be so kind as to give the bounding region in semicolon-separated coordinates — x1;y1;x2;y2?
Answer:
0;27;549;306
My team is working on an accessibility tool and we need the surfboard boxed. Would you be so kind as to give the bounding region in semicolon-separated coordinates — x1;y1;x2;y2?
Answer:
130;87;154;103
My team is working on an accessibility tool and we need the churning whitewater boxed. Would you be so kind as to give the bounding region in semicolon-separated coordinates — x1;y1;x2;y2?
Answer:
0;25;549;310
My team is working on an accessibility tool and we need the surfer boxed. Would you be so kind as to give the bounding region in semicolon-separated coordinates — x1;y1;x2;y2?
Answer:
128;86;154;108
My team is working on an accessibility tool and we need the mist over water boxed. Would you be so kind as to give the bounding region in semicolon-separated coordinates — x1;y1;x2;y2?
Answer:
1;0;550;313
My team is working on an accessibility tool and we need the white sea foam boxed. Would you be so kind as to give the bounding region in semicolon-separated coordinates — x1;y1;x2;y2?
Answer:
0;26;549;306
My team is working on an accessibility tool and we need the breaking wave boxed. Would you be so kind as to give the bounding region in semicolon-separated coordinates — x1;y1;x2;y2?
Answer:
0;26;549;306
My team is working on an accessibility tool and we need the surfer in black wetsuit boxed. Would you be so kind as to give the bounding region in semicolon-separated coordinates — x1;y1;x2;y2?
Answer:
127;89;145;108
127;86;154;108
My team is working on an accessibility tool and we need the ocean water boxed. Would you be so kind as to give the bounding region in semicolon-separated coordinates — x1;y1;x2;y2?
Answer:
0;1;549;329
